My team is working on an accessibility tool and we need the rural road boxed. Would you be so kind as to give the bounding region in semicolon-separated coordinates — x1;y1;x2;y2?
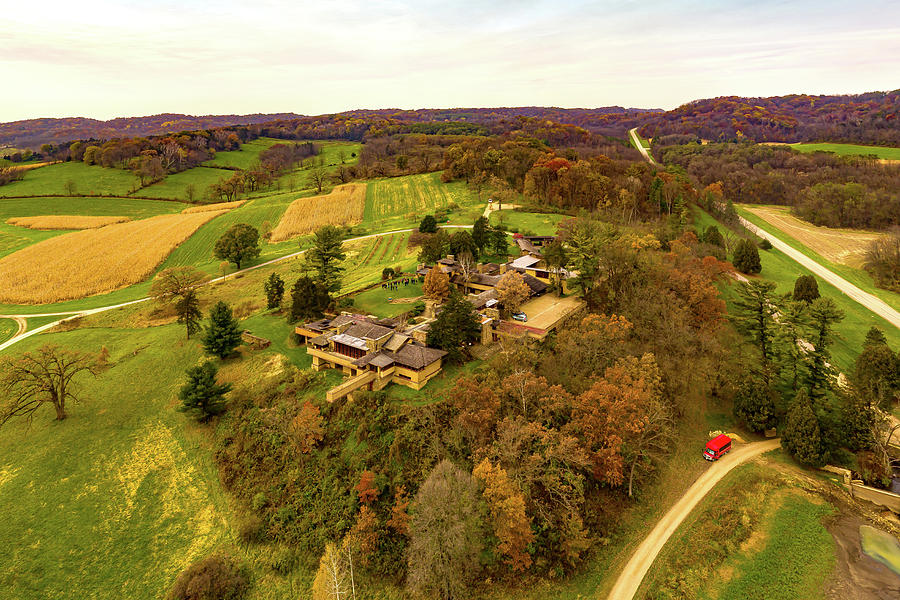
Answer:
738;215;900;329
606;439;782;600
0;224;476;354
629;128;658;165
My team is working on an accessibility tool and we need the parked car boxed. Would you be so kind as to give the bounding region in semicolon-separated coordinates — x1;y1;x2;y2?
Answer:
511;312;528;322
703;434;732;461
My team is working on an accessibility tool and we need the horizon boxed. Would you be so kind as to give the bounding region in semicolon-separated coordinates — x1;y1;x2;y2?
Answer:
4;0;900;122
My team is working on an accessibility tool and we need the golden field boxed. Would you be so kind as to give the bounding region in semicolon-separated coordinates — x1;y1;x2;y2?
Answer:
0;211;225;304
181;200;246;213
270;183;366;242
6;215;131;230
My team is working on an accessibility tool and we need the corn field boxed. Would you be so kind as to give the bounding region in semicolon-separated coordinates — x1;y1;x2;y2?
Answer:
0;211;225;304
181;200;246;213
270;183;366;242
6;215;131;230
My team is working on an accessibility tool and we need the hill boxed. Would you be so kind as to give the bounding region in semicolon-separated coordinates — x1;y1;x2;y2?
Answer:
0;113;301;148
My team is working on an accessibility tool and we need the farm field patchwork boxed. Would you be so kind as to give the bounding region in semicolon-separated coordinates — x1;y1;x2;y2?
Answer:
363;172;481;223
0;223;64;259
7;215;130;229
341;232;416;294
0;195;186;219
0;210;225;304
270;183;366;241
202;137;286;170
0;161;140;197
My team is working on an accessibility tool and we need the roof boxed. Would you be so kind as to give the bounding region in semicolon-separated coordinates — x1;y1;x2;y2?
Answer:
303;318;332;333
309;334;330;347
329;314;360;328
383;333;410;352
706;434;731;450
469;288;497;309
330;333;369;350
521;273;549;294
515;237;541;255
343;322;394;341
390;343;447;370
510;255;542;269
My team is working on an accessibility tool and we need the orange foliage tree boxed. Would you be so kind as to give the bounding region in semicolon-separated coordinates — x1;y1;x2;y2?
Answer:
473;459;535;571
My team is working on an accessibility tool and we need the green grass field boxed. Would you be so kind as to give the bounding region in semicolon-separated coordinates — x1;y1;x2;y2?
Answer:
787;142;900;160
139;167;230;201
692;207;898;372
490;210;566;236
0;162;140;197
363;172;482;226
203;138;286;170
0;195;185;219
352;280;423;317
737;206;900;313
0;318;17;344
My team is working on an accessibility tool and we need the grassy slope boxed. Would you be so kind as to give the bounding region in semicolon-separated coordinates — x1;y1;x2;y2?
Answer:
788;142;900;160
0;196;185;219
693;207;898;372
341;232;416;294
352;280;423;318
139;167;230;201
0;318;16;344
363;172;483;231
737;206;900;313
0;162;140;197
203;138;285;170
489;210;566;236
0;326;234;600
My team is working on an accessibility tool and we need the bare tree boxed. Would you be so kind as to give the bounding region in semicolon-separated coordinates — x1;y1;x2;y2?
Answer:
310;166;328;193
0;345;98;426
150;266;209;302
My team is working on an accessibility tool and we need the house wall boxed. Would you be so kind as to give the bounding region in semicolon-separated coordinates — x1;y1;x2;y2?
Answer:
392;359;443;390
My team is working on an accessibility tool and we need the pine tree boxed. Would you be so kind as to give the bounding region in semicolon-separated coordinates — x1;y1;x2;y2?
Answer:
792;275;820;303
175;289;202;339
782;388;823;466
426;292;481;364
419;214;438;234
264;273;285;309
732;238;761;274
306;225;346;293
203;301;243;359
290;276;331;322
702;225;725;248
472;216;490;254
731;281;779;379
177;361;232;422
733;375;777;432
804;297;844;397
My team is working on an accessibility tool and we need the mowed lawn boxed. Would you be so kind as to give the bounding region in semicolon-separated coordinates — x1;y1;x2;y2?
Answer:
490;210;567;236
0;326;234;600
788;142;900;161
352;280;423;317
139;167;230;201
0;318;16;344
0;162;140;197
363;172;481;223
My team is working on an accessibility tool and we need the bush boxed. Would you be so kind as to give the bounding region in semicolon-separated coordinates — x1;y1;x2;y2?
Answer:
266;546;299;575
758;238;773;250
732;239;762;274
237;513;264;545
410;301;426;317
166;554;250;600
382;267;395;280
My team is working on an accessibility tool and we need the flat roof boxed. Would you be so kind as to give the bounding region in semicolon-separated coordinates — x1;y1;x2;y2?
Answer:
330;333;368;350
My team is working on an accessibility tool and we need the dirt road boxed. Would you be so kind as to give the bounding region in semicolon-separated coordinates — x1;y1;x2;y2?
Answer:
607;439;782;600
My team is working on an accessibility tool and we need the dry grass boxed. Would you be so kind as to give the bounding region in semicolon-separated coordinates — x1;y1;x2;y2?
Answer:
181;200;246;214
6;215;131;230
0;211;225;304
270;183;366;242
743;205;885;267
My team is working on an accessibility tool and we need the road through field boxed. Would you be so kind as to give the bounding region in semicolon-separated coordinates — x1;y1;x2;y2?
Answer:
606;439;782;600
738;215;900;329
629;128;657;165
0;224;476;354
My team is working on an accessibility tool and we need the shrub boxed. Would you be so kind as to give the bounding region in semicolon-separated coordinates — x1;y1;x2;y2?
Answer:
237;514;264;545
382;267;394;280
732;239;762;274
266;547;299;575
758;238;773;250
792;275;820;303
166;554;250;600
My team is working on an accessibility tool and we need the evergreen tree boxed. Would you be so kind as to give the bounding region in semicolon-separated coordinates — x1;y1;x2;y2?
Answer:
490;225;509;257
203;301;243;359
731;281;779;380
774;300;810;391
449;230;478;260
214;223;260;269
175;289;202;339
702;225;725;248
732;238;761;274
426;292;481;364
804;297;844;397
733;375;777;432
418;230;450;264
419;214;438;234
264;273;285;309
305;225;346;293
792;275;820;303
178;361;232;422
841;391;876;451
290;276;331;322
853;328;900;409
472;216;490;254
864;326;888;347
782;388;823;466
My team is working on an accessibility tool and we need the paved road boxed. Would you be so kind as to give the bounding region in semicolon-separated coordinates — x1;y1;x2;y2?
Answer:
738;216;900;329
629;128;658;165
607;439;782;600
0;224;477;354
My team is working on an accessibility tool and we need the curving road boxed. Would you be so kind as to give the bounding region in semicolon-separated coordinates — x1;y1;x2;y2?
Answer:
629;128;658;165
0;224;476;354
607;439;782;600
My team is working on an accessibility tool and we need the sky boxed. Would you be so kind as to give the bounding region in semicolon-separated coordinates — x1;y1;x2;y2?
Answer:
2;0;899;122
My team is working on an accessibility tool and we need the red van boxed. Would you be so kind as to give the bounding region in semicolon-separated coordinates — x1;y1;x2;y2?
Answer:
704;434;732;461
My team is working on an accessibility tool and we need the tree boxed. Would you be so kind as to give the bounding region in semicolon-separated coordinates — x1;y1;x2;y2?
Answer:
449;230;478;260
853;328;899;409
177;361;232;422
543;240;568;296
804;297;845;397
291;276;332;321
203;301;243;359
418;230;449;264
733;375;777;432
495;270;530;313
781;388;823;466
406;460;484;600
214;223;260;270
166;554;249;600
490;226;509;257
312;543;353;600
0;345;97;426
731;281;779;380
175;289;203;339
472;216;490;254
422;267;451;303
306;225;346;293
381;267;394;281
286;401;325;453
774;300;810;391
426;292;481;364
793;275;820;303
419;215;438;234
732;238;761;274
264;273;285;309
150;266;209;301
309;166;327;193
702;225;725;248
472;459;534;571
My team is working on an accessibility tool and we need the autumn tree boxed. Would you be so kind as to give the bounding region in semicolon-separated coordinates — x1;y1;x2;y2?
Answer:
355;470;379;505
495;270;531;314
286;400;324;453
406;460;484;600
305;225;346;293
422;266;451;303
203;301;243;359
312;543;354;600
387;486;411;535
448;376;500;446
178;361;232;422
150;266;209;301
0;345;97;426
309;166;328;193
473;459;534;571
264;272;285;309
214;223;260;269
